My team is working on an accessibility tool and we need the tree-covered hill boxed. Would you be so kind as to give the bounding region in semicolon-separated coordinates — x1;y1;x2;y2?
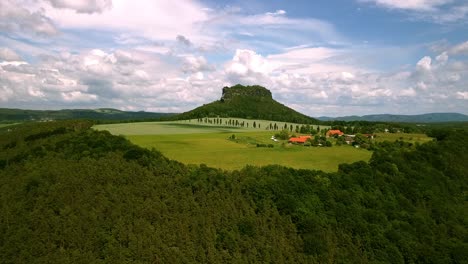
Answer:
170;84;318;124
0;108;175;123
0;121;466;263
318;113;468;123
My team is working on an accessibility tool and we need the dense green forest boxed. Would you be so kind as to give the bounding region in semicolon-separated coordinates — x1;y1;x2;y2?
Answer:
318;113;468;123
0;108;175;123
169;85;318;124
0;121;467;263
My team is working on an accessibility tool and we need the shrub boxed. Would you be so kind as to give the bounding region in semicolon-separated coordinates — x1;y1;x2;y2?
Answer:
275;129;290;140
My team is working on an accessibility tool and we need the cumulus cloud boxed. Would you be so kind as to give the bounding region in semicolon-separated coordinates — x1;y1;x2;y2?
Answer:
0;0;58;36
416;56;432;71
218;42;468;116
181;55;212;73
0;48;22;61
224;49;276;86
2;42;468;115
449;41;468;55
0;48;224;111
46;0;112;14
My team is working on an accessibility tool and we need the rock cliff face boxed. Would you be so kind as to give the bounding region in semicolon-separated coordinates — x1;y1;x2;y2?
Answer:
221;85;272;101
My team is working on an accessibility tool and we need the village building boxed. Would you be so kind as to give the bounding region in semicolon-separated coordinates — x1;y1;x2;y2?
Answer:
288;135;312;144
326;130;344;137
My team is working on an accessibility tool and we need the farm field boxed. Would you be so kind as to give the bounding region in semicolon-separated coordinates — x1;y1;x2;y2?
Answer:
94;118;329;135
95;120;371;172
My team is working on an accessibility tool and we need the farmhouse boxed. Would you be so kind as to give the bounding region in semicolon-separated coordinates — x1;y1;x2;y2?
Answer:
326;130;344;137
288;135;312;144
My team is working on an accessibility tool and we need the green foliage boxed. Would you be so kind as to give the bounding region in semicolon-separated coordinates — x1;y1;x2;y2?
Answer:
0;120;467;263
0;108;174;123
275;129;290;140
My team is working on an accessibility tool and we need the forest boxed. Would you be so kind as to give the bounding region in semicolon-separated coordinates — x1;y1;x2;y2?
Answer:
0;120;467;263
0;108;175;124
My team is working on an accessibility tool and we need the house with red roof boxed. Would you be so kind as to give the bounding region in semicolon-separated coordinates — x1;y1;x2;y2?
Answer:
326;130;344;137
288;135;312;144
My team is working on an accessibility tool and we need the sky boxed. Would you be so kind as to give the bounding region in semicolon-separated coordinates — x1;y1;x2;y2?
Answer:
0;0;467;116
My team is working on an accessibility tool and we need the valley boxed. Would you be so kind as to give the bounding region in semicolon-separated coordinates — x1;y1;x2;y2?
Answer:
96;119;430;172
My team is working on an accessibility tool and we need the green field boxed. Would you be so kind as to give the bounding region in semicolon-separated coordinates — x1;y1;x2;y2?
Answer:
94;118;329;135
95;120;371;172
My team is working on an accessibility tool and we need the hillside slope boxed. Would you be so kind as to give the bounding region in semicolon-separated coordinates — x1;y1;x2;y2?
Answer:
0;108;175;122
318;113;468;123
172;84;318;123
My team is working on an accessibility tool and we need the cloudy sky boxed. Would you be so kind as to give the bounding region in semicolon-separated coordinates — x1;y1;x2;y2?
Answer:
0;0;467;116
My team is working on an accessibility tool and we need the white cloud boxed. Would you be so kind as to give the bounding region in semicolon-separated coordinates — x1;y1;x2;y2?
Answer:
435;51;448;64
456;91;468;99
400;87;417;97
359;0;452;11
0;47;22;61
218;42;468;115
46;0;112;14
359;0;468;23
62;91;97;102
0;0;58;36
227;49;274;75
417;56;432;71
0;47;224;111
1;42;468;115
266;10;286;16
449;41;468;55
181;55;212;73
44;0;209;42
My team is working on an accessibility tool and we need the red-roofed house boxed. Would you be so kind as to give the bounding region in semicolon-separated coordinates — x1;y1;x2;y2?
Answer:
326;130;344;137
288;135;312;144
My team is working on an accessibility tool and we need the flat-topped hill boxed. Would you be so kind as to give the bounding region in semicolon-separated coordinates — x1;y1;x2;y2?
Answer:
172;84;318;124
221;85;272;101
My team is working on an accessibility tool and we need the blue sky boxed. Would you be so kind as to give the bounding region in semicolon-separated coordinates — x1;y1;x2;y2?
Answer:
0;0;467;116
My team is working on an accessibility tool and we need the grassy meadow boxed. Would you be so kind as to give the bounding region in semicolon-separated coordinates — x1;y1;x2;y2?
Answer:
95;119;373;172
95;118;329;135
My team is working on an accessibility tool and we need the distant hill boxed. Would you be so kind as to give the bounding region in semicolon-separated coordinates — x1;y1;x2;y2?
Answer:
0;108;175;122
172;84;318;123
317;113;468;123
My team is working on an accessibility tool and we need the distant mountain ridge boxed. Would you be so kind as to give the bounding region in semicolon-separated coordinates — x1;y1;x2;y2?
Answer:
317;113;468;123
171;84;318;123
0;108;175;122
